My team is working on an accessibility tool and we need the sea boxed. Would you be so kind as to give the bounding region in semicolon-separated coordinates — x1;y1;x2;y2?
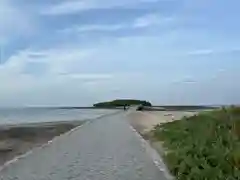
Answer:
0;107;114;125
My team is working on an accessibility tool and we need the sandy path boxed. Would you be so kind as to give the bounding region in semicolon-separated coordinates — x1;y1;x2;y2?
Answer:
127;111;198;134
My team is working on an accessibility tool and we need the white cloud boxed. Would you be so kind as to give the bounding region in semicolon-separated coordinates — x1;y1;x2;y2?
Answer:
0;34;171;106
0;46;116;107
77;24;125;32
187;48;240;56
65;74;113;79
0;47;96;76
42;1;92;15
133;13;173;28
60;24;126;34
42;0;157;15
1;33;239;106
59;13;173;34
187;49;214;55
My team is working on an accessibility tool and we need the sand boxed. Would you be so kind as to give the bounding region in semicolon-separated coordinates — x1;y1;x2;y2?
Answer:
127;110;198;135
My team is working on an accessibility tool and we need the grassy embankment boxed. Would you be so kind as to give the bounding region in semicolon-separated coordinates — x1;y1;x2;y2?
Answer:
152;107;240;180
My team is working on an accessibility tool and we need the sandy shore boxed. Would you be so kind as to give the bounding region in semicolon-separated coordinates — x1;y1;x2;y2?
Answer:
127;110;199;135
0;120;84;166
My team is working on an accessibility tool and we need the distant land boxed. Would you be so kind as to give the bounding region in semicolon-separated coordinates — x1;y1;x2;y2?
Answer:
93;99;152;108
51;100;228;110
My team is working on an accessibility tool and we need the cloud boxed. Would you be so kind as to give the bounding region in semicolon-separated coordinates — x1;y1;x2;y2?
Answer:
1;41;169;107
41;0;158;15
187;48;240;56
133;13;173;28
1;15;240;107
60;24;126;34
59;13;173;34
60;73;113;80
187;49;214;55
0;34;175;106
2;0;240;107
42;1;94;15
77;24;125;32
0;47;95;76
0;46;116;106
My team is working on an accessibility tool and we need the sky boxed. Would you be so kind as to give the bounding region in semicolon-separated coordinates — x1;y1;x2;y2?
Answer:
0;0;240;107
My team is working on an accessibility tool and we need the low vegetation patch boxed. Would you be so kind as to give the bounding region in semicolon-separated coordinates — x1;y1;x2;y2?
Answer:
152;107;240;180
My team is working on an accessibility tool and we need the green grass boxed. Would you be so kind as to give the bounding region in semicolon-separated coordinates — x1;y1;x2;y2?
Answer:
152;107;240;180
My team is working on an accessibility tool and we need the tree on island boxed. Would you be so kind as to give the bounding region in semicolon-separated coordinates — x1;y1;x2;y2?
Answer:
93;99;152;108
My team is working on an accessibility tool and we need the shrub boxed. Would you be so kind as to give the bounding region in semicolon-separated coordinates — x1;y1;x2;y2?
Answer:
153;107;240;179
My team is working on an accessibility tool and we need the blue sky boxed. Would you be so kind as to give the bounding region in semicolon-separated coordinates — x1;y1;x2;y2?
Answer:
0;0;239;106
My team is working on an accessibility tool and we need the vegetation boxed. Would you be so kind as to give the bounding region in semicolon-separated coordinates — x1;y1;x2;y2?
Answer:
152;106;240;180
93;99;152;107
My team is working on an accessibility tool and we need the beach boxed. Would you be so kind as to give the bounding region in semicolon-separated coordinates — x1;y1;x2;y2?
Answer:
127;110;198;135
0;108;119;167
0;120;84;166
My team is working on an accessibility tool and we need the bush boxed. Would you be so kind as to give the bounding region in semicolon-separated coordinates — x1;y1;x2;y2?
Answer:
153;107;240;180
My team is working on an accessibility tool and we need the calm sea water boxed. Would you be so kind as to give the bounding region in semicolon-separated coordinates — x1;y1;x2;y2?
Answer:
0;108;114;125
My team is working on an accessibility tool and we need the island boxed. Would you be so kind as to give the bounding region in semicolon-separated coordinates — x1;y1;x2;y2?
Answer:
93;99;152;108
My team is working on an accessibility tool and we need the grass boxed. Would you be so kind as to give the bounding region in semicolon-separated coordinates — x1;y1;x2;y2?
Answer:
152;106;240;180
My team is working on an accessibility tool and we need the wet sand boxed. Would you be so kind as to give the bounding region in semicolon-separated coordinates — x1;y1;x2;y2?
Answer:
0;121;84;166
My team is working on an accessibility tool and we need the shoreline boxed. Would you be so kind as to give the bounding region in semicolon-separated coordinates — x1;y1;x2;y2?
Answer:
0;120;84;167
127;110;198;135
0;110;120;169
